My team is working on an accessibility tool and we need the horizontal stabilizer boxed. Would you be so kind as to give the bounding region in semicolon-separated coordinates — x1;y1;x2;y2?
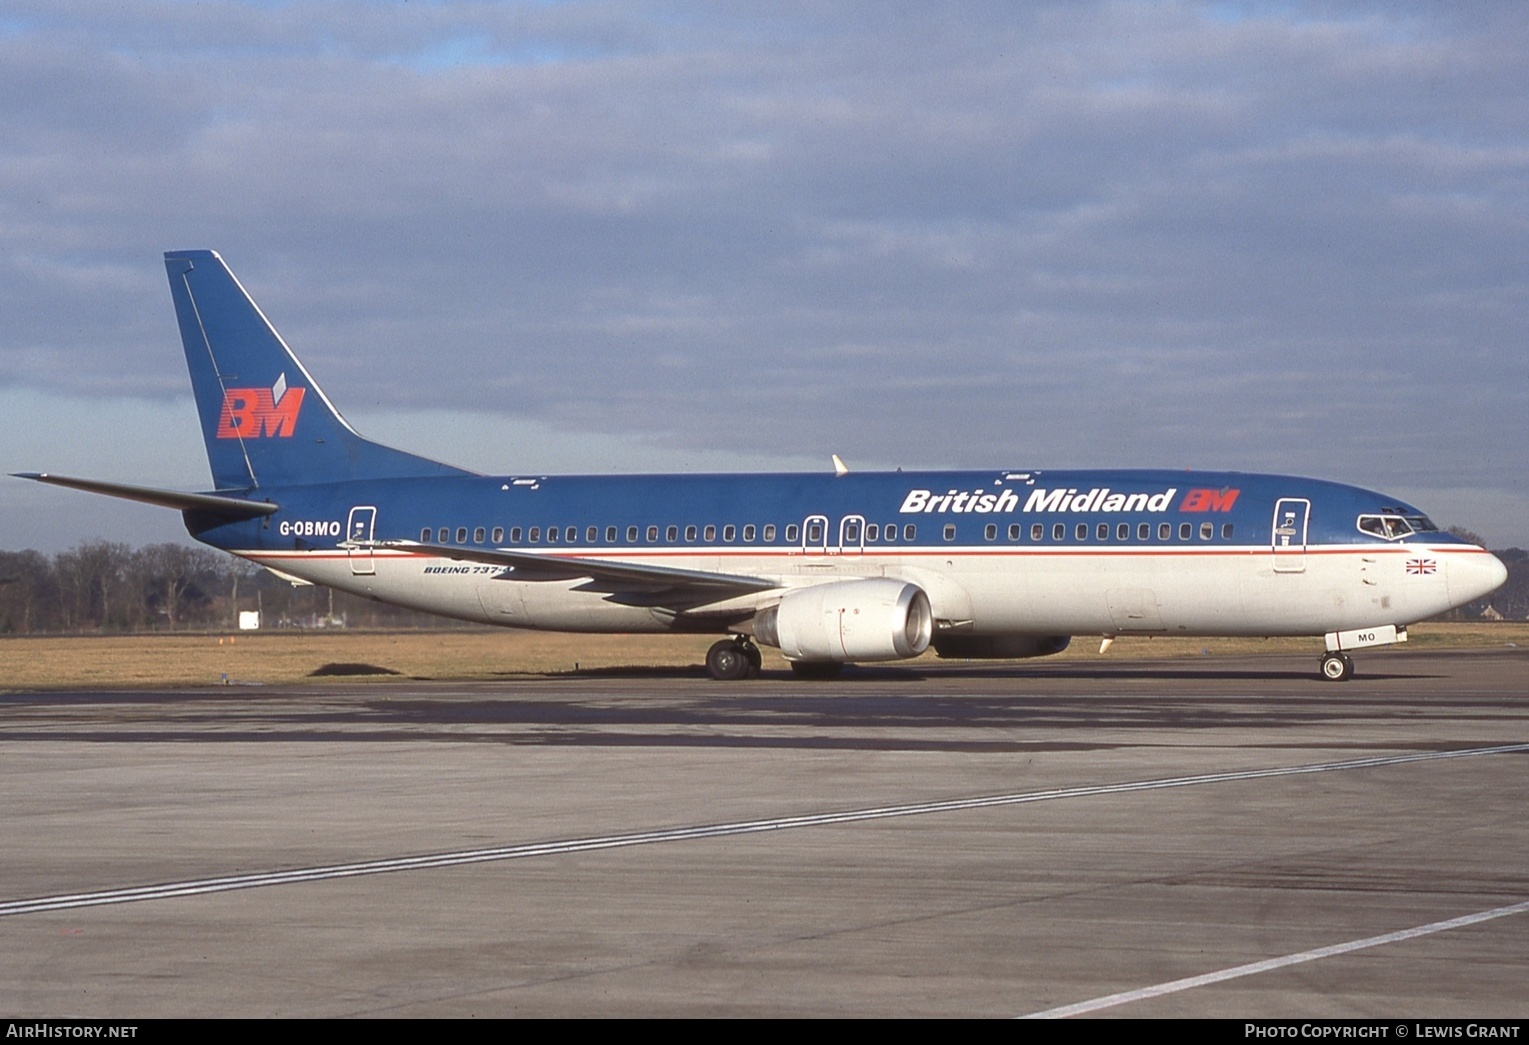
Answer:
13;473;278;518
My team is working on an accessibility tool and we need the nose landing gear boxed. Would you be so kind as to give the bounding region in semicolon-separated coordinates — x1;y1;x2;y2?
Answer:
1320;651;1355;681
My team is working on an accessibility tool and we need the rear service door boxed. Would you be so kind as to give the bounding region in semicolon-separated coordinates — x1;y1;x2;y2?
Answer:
346;506;377;576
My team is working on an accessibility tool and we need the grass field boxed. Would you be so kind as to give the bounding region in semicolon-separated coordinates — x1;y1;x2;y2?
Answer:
1;622;1524;691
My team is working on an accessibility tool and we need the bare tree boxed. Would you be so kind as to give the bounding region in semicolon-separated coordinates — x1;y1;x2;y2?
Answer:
135;543;227;629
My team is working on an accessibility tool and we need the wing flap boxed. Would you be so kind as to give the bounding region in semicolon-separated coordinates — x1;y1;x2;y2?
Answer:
386;541;777;604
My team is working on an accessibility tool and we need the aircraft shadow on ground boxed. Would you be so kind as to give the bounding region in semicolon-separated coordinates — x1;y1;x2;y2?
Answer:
6;660;1509;753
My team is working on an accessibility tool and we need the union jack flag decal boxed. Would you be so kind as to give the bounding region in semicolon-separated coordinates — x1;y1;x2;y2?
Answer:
1406;558;1437;576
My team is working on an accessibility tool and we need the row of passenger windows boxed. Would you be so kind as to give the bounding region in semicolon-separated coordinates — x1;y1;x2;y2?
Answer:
420;519;1235;546
425;523;798;546
982;521;1234;542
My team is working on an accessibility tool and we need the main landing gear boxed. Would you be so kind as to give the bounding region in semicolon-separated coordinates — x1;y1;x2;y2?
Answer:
1320;651;1355;682
706;636;762;681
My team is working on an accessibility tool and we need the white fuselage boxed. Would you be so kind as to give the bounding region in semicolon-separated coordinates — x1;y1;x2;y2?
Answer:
240;537;1499;639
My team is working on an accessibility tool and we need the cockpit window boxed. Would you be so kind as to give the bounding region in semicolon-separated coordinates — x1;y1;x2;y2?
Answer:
1357;513;1438;540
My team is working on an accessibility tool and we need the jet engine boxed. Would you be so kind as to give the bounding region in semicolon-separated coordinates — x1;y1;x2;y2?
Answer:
751;579;933;662
931;634;1072;659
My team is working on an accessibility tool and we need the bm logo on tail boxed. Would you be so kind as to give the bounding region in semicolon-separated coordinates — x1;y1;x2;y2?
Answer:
216;372;305;439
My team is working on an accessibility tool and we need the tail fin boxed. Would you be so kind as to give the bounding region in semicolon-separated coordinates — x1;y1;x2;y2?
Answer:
165;250;471;490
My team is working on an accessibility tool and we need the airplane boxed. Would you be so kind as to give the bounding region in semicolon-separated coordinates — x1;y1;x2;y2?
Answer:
16;250;1508;682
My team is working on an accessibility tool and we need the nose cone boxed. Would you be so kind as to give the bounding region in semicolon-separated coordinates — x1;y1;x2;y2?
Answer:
1448;549;1509;606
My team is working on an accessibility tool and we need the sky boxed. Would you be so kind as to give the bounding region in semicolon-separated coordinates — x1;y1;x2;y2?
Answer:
2;1;1526;552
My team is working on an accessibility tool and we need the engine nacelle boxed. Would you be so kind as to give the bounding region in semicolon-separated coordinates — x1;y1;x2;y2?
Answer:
932;634;1072;659
752;580;933;662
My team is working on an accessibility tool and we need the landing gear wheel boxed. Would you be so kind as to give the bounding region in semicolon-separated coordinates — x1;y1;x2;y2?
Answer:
1320;652;1355;681
743;643;762;678
706;638;753;681
789;660;844;680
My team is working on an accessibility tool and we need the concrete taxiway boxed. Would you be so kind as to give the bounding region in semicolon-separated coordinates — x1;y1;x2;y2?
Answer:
1;648;1526;1017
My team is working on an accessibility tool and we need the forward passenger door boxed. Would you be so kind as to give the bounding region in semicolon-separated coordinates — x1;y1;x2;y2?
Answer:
1271;498;1310;573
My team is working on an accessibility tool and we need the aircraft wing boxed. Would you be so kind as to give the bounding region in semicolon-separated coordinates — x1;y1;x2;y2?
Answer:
13;473;278;518
386;541;779;608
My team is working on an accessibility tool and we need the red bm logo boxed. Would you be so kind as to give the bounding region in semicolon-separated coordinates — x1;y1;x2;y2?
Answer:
216;373;305;439
1180;487;1240;512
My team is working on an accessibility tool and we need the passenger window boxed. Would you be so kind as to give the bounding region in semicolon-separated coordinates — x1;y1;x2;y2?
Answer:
1222;523;1234;539
565;526;576;543
587;526;598;543
666;525;677;542
866;524;878;542
1008;523;1021;540
1032;523;1044;541
1076;523;1088;541
510;527;522;543
786;524;798;542
685;525;697;541
546;527;557;544
944;524;956;541
1159;522;1170;540
704;524;716;542
764;524;776;542
474;527;485;543
1137;523;1149;540
420;528;430;542
1053;523;1065;541
626;526;638;543
723;524;736;542
492;527;504;544
985;523;997;541
437;527;449;543
529;526;541;543
646;525;658;542
1200;522;1213;540
805;521;822;543
743;524;756;542
455;527;467;544
1117;523;1129;541
903;524;916;541
606;526;617;543
1097;522;1109;540
1179;522;1191;540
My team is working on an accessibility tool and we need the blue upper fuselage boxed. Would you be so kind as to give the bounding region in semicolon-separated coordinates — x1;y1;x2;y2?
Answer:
185;468;1464;555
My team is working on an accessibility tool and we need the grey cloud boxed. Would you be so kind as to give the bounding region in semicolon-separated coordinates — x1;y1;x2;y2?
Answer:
1;1;1525;548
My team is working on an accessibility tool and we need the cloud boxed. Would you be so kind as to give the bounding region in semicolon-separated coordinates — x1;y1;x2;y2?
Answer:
1;1;1525;548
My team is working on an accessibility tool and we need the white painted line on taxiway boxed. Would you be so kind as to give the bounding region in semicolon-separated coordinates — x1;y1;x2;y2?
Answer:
1022;898;1529;1018
3;743;1524;917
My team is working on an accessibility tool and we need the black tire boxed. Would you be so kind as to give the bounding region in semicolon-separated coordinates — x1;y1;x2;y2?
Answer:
1320;652;1354;681
707;639;751;681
